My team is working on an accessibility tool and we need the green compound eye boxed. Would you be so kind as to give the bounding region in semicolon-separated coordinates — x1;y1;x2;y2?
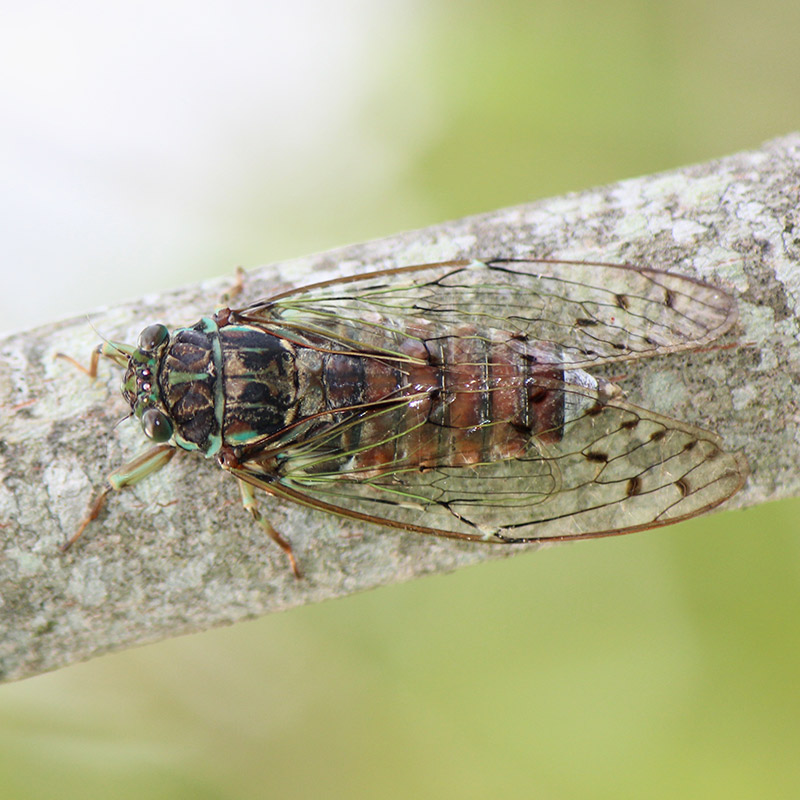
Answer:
141;408;174;442
138;324;169;353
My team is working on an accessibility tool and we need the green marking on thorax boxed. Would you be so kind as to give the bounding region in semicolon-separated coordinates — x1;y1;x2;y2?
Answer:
168;371;212;385
203;317;225;457
172;435;201;453
223;323;263;334
226;429;259;445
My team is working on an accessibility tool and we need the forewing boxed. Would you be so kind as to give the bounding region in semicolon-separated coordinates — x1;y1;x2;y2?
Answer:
236;259;737;369
229;259;745;542
232;380;747;543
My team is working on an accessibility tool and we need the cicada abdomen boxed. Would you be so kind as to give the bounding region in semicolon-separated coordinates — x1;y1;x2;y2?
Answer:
62;259;748;577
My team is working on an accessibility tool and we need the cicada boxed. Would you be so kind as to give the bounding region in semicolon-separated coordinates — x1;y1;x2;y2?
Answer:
62;259;748;577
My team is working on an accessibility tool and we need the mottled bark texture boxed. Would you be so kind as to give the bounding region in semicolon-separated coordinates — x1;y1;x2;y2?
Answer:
2;134;798;683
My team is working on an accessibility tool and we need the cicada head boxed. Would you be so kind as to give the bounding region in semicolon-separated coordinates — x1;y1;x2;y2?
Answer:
119;323;175;444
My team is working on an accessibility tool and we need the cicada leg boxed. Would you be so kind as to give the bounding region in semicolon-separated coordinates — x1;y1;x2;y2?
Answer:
217;266;248;307
236;478;301;579
62;444;176;551
55;340;135;374
54;347;103;377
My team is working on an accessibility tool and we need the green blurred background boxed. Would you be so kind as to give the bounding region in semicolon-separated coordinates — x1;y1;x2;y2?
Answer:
3;1;800;798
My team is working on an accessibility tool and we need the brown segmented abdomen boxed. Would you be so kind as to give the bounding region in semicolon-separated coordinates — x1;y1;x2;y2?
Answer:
295;322;575;478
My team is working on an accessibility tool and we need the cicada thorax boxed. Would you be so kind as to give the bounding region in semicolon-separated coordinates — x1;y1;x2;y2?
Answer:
216;324;298;446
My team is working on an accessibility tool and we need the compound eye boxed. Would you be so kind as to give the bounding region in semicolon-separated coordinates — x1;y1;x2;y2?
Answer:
142;408;174;442
138;324;169;353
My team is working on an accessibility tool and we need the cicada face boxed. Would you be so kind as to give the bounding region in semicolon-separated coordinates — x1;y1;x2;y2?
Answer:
119;323;174;444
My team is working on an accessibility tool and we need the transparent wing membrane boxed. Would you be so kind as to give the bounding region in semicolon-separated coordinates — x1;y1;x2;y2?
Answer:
238;259;737;368
226;259;745;543
235;383;746;543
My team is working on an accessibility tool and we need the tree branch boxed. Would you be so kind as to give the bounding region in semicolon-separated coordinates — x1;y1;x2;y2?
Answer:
2;134;799;683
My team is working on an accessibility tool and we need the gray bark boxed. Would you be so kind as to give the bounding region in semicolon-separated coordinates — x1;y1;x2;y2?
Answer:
1;134;798;683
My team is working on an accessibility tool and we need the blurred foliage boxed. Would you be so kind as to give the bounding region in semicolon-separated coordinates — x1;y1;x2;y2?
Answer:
2;1;800;798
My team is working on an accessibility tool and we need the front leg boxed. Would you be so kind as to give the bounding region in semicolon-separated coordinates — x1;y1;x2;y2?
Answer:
62;444;176;551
